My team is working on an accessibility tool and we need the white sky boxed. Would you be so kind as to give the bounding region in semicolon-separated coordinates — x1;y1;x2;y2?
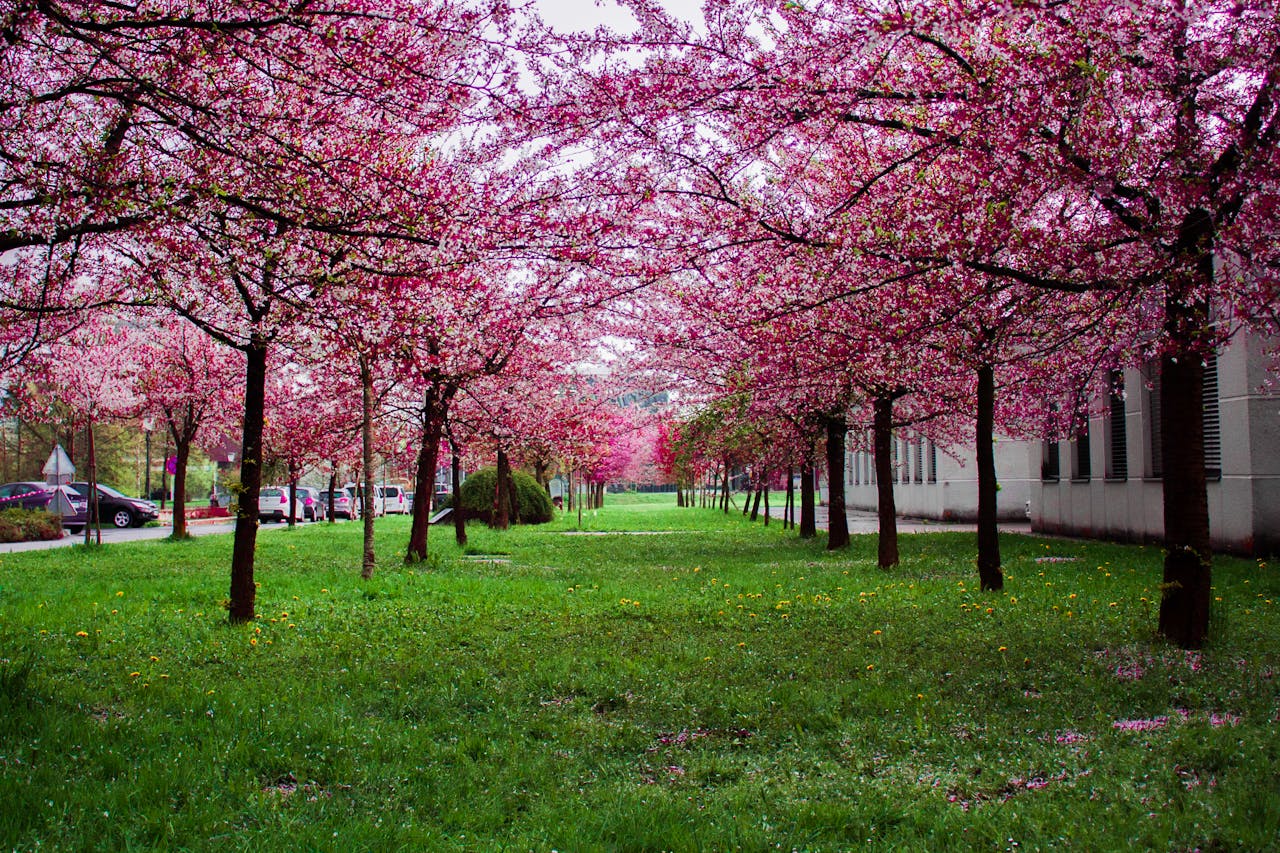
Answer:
532;0;698;33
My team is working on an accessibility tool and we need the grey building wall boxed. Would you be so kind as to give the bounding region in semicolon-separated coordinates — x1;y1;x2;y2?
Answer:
844;432;1035;523
841;331;1278;555
1034;332;1278;555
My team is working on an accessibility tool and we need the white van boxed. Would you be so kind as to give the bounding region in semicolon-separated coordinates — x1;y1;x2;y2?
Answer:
381;484;408;514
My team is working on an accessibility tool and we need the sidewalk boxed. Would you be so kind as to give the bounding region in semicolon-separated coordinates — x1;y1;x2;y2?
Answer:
763;502;1033;535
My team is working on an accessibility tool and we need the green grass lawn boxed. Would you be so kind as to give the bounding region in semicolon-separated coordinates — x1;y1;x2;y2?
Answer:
1;493;1277;851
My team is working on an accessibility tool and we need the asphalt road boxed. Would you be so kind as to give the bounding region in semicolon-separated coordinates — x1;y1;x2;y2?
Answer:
0;518;345;553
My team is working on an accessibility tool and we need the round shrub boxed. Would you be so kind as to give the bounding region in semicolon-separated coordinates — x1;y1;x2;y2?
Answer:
0;508;64;542
457;468;554;525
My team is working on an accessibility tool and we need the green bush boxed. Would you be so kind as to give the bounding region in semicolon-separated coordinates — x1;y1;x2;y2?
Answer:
0;508;64;543
457;468;554;525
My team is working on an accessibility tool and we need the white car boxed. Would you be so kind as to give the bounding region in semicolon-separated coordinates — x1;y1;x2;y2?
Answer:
344;483;384;517
381;485;409;514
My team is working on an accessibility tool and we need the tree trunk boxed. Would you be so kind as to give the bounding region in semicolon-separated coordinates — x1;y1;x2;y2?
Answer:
451;443;466;547
359;355;376;579
976;363;1003;591
406;389;450;563
763;479;770;526
287;475;299;529
785;466;795;529
170;433;192;540
873;396;899;569
721;460;730;514
750;482;762;521
826;414;850;550
228;335;267;624
494;447;512;530
799;457;816;539
84;418;99;546
1157;286;1213;648
327;468;337;525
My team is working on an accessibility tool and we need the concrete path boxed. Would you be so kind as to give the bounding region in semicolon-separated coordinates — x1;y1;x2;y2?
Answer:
763;502;1033;535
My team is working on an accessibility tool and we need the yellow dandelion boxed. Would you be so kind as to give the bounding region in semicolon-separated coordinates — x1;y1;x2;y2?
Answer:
250;637;258;646
998;646;1008;652
866;664;874;671
116;591;124;597
872;629;882;636
129;671;141;678
150;655;159;662
75;631;89;638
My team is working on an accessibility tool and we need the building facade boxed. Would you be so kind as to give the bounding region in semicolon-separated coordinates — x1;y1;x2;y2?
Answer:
842;331;1279;556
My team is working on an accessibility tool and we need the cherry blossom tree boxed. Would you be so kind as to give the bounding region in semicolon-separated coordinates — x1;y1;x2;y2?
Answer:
128;318;243;539
15;319;140;544
537;0;1279;647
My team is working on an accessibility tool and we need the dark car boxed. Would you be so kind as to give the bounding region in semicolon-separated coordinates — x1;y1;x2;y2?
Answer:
0;481;88;533
69;482;159;529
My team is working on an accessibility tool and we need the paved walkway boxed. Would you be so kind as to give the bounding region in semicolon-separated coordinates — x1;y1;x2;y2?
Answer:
763;502;1033;535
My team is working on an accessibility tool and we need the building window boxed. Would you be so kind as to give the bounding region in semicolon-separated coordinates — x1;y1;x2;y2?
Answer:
1203;351;1221;480
1106;370;1128;480
1041;440;1061;481
891;436;899;483
927;441;937;483
913;438;924;484
1071;420;1091;480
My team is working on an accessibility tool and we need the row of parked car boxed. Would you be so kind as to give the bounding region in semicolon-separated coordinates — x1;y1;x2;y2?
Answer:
0;479;422;533
0;481;160;532
258;484;414;523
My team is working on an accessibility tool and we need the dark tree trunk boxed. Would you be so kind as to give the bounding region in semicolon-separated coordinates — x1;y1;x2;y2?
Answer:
975;363;1003;590
799;458;816;539
168;427;195;540
359;356;376;579
494;448;512;530
326;468;337;525
721;461;730;514
451;444;466;547
750;482;762;521
826;414;850;550
873;396;899;569
407;388;450;563
1157;271;1213;647
287;475;299;529
786;466;795;529
228;335;267;624
677;484;685;507
84;418;99;546
763;479;770;526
